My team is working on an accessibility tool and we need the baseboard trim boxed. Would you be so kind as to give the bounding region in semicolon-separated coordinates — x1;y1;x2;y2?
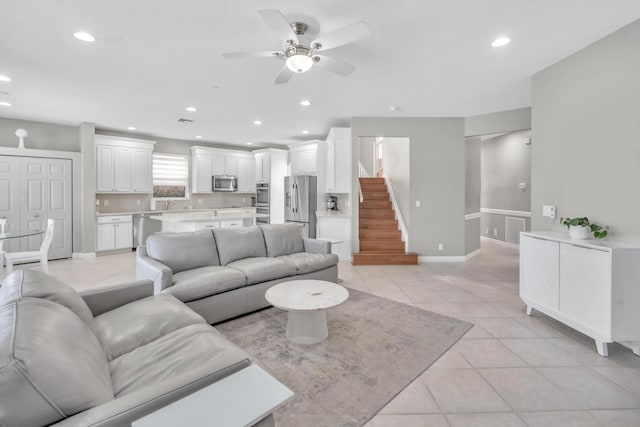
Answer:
464;212;481;220
481;236;520;250
465;248;482;260
72;252;96;259
419;256;466;263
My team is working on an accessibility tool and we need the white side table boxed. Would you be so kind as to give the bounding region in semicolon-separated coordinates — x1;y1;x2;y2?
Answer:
265;280;349;345
132;365;293;427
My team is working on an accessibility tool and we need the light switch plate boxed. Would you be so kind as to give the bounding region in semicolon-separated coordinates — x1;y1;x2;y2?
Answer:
542;205;556;219
416;200;421;208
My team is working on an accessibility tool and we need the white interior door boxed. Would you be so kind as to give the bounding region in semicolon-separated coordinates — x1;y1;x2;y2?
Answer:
0;156;21;253
18;157;72;259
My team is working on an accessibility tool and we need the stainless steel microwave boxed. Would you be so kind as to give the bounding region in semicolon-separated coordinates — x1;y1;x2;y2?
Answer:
212;175;238;192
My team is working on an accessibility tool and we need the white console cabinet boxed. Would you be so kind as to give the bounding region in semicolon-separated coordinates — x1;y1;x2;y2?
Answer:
520;231;640;356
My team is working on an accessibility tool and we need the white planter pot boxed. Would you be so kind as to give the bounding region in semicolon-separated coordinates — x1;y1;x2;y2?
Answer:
569;225;591;240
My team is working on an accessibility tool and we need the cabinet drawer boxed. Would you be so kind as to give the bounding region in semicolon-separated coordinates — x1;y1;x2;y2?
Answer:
97;215;132;224
220;220;243;228
195;221;220;230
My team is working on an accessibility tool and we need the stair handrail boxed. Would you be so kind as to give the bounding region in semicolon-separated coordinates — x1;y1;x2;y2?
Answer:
358;179;364;203
384;176;409;252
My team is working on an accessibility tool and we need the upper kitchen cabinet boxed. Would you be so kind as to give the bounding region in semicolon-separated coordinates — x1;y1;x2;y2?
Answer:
191;146;255;193
254;152;271;183
289;141;325;176
326;127;352;194
95;135;155;193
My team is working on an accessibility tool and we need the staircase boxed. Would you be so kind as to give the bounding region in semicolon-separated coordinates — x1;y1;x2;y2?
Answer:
352;178;418;265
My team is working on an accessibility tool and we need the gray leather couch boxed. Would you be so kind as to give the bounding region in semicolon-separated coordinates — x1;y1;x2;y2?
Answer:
0;269;274;427
136;224;339;324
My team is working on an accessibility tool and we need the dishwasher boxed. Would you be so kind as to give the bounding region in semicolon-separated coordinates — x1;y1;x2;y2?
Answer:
133;213;162;248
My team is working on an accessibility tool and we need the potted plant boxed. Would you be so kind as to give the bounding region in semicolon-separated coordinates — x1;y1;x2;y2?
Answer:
560;217;608;240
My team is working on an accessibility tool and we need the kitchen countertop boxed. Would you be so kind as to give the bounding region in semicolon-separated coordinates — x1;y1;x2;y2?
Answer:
150;212;268;222
316;210;352;218
95;207;254;217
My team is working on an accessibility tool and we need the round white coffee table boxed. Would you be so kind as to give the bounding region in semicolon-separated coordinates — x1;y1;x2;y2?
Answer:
265;280;349;345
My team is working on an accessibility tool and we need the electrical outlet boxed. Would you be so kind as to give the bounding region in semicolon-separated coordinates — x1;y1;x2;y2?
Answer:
493;228;498;236
242;198;246;202
542;205;556;219
197;199;203;204
104;200;109;207
136;199;141;206
95;200;100;206
416;200;421;208
486;228;489;235
438;243;443;251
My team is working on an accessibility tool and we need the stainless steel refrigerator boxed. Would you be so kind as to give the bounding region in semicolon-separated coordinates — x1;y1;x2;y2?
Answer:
284;175;317;238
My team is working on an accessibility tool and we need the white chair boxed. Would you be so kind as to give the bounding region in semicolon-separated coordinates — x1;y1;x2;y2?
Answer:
5;219;55;274
0;218;6;268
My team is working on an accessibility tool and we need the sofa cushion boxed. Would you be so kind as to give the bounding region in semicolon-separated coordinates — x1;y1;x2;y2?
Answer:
146;230;219;273
0;269;97;333
109;323;250;397
277;252;339;274
213;226;267;265
226;257;296;285
165;266;247;302
94;294;206;361
0;299;113;427
261;223;305;257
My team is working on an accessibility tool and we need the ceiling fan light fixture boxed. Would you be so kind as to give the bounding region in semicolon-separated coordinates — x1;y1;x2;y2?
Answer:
286;54;313;73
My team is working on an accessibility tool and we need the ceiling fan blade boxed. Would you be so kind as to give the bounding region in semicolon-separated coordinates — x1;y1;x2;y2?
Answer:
274;66;294;85
257;9;299;44
222;51;280;59
313;55;355;76
311;21;370;51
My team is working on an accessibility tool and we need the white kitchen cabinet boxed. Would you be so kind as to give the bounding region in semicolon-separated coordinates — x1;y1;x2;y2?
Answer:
96;215;133;251
289;143;319;176
325;127;352;193
132;148;153;193
520;231;640;357
95;136;155;193
220;219;243;228
255;154;271;183
195;221;220;231
191;147;255;193
316;214;352;261
236;157;254;192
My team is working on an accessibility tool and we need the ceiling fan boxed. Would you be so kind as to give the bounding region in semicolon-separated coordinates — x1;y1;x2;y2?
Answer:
222;9;370;84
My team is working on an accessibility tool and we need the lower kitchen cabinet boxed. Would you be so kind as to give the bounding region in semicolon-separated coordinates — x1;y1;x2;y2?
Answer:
96;215;133;251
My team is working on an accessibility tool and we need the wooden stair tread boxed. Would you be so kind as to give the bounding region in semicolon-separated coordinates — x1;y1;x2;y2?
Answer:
352;252;418;265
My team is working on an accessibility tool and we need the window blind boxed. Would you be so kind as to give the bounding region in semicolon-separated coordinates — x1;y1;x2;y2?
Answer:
152;153;188;186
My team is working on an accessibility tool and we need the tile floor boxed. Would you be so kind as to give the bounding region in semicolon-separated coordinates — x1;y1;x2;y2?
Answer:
3;240;640;427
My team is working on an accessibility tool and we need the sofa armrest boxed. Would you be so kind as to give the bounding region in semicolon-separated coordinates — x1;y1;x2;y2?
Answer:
136;246;173;293
80;280;154;316
303;238;331;254
51;360;250;427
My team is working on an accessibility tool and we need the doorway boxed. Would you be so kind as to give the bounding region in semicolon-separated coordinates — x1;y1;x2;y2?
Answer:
0;155;73;259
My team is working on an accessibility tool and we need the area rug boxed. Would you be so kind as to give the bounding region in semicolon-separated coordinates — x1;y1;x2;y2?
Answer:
216;288;472;426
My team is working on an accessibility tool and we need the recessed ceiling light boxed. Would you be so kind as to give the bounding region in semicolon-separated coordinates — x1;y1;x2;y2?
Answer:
246;142;253;145
0;102;11;107
127;126;136;131
0;75;11;83
300;100;312;107
491;37;511;47
186;106;197;112
253;120;262;125
73;32;96;42
389;106;400;112
302;130;309;134
195;135;203;139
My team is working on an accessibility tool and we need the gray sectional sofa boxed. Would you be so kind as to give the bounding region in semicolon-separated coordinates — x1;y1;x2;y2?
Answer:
136;223;339;324
0;269;274;427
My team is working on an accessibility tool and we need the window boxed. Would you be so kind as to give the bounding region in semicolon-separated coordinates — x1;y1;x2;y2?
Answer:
152;153;189;199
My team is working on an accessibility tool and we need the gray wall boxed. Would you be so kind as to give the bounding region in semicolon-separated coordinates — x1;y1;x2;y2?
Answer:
531;19;640;241
465;107;532;137
79;122;96;253
381;137;411;227
480;130;531;243
0;117;80;151
465;136;481;254
358;137;375;177
351;117;465;256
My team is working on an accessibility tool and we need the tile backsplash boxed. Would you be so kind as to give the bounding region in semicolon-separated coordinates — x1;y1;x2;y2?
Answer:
95;193;253;213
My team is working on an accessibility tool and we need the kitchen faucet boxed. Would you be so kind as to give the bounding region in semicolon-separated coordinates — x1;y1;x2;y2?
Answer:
165;200;176;210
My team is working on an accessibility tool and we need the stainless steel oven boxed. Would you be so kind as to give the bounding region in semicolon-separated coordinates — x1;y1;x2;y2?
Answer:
256;183;269;205
256;206;269;224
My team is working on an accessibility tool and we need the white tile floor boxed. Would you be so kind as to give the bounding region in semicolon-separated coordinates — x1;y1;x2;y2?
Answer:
3;240;640;427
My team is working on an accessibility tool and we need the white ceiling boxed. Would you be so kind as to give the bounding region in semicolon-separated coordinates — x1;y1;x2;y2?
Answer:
1;1;639;147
